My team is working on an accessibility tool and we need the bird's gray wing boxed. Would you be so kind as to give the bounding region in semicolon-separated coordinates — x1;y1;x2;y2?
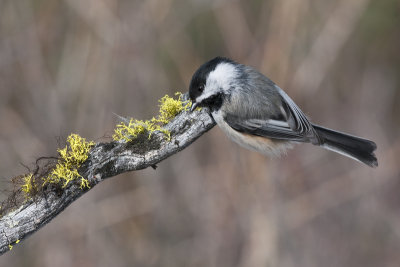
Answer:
224;84;321;144
274;85;313;134
224;116;309;142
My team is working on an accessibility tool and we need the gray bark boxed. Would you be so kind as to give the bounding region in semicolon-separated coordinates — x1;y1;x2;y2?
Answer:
0;107;215;255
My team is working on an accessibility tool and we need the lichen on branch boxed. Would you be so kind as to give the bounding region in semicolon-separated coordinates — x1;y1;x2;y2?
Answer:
112;93;191;142
18;93;191;201
20;174;36;199
0;91;215;256
19;133;95;201
43;134;94;189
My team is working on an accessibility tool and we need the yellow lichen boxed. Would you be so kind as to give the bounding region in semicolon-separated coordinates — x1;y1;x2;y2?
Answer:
44;134;94;189
112;119;149;142
113;93;191;142
58;134;94;164
8;239;21;250
21;173;36;198
158;93;191;124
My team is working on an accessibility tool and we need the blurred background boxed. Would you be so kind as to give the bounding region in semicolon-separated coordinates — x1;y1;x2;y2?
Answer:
0;0;399;266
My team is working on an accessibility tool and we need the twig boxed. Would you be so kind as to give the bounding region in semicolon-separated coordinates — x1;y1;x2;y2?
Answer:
0;107;215;255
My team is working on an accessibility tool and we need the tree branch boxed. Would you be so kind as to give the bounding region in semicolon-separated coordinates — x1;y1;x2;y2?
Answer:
0;107;215;255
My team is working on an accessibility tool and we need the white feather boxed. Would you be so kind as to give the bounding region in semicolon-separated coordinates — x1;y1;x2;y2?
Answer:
195;62;238;104
321;144;363;164
266;119;290;128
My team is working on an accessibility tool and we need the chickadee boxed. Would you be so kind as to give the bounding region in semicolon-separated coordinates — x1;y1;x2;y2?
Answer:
189;57;378;167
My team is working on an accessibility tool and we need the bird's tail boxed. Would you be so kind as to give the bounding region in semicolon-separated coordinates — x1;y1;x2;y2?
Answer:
312;124;378;167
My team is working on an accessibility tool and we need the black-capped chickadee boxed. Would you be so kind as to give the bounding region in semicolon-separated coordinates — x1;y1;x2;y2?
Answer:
189;57;378;167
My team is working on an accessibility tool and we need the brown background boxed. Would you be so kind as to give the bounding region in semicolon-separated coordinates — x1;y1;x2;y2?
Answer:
0;0;399;266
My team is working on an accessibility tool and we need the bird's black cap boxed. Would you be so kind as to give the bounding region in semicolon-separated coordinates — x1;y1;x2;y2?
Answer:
189;57;234;102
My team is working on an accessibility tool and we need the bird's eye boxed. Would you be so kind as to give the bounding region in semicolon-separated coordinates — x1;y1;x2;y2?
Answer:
198;86;204;93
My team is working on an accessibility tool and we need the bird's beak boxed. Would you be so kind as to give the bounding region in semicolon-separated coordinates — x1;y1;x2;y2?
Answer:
190;101;198;112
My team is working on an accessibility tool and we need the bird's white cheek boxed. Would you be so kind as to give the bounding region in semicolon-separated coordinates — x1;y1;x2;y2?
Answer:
206;62;238;92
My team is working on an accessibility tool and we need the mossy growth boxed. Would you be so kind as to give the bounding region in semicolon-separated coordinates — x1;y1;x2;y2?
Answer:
43;134;95;189
157;93;191;124
8;239;20;251
21;173;36;199
11;93;189;208
2;133;95;214
113;93;191;142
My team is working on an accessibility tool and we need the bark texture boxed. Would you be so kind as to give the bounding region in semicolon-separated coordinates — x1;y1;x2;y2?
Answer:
0;107;215;255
